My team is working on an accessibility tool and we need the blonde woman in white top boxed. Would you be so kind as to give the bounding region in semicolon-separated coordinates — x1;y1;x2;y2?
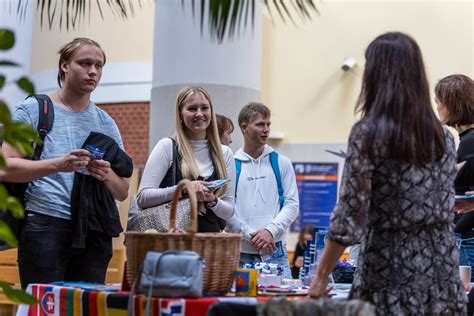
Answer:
137;86;235;232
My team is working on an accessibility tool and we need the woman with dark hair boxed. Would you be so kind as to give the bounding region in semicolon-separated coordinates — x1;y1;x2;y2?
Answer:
308;32;466;314
216;114;234;145
435;74;474;237
291;224;314;279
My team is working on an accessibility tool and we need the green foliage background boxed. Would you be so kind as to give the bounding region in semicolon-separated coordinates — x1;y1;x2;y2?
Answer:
0;28;39;304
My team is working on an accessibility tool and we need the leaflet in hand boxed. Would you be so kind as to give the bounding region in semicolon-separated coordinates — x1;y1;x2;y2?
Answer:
455;194;474;200
204;179;230;190
260;241;285;262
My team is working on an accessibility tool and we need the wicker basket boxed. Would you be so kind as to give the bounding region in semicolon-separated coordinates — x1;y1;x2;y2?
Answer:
125;179;242;294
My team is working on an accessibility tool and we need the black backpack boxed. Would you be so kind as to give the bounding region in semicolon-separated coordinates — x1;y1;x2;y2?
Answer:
0;94;54;250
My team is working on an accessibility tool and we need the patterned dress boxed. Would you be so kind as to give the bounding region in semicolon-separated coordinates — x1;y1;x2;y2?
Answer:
328;120;467;315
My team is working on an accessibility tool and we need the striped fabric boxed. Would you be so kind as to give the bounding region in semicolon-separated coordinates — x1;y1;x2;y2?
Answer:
17;284;264;316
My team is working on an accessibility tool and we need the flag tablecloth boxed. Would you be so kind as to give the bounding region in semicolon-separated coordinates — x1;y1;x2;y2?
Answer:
16;283;264;316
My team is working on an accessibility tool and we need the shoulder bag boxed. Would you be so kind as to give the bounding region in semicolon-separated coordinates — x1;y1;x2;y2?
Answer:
127;139;191;232
128;250;204;315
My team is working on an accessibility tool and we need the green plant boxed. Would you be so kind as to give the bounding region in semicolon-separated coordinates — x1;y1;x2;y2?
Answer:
195;0;318;43
20;0;318;43
0;28;39;304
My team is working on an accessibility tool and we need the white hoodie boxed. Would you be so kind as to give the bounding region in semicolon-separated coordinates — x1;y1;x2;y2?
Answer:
226;144;299;254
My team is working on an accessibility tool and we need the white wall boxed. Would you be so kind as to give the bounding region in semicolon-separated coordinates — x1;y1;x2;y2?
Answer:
262;0;473;144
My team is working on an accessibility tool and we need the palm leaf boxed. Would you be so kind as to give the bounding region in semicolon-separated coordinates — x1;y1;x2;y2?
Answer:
0;281;37;304
21;0;316;42
0;29;14;50
190;0;318;43
19;0;143;30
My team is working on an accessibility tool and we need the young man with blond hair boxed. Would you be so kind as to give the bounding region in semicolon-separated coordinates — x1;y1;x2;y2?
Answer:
226;102;299;279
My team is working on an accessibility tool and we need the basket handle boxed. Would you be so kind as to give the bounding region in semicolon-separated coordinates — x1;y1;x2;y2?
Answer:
169;179;198;233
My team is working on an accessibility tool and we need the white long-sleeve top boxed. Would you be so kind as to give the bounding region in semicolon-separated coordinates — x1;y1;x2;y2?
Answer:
226;144;299;253
136;137;235;220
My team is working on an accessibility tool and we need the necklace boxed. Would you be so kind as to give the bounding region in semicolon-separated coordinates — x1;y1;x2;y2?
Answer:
57;90;74;111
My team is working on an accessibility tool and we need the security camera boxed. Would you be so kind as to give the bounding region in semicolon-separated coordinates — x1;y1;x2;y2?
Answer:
341;57;357;71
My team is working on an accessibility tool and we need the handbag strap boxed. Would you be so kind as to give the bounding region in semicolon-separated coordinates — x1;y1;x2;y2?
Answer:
169;180;198;233
127;263;143;315
170;137;178;186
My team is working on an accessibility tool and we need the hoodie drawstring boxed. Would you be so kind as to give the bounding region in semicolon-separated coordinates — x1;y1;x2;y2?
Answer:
257;157;266;204
249;156;266;207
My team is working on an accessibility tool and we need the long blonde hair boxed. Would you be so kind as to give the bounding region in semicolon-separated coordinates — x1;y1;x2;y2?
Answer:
174;86;228;196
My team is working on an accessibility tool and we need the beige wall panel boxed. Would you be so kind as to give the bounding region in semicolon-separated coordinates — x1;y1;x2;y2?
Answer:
30;2;155;74
262;1;473;144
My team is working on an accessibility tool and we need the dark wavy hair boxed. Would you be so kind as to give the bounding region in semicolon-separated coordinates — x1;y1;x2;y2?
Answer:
298;224;314;249
356;32;445;165
435;74;474;128
216;114;234;139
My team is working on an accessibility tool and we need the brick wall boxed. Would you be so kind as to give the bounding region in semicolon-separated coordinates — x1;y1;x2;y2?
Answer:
98;102;149;168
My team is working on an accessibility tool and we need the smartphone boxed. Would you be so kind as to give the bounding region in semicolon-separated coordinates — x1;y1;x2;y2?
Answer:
204;179;230;190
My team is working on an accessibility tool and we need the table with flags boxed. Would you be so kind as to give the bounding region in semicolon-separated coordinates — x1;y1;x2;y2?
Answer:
15;282;267;316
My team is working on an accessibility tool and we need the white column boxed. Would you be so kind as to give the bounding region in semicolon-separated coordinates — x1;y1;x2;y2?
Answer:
0;0;33;110
150;1;263;152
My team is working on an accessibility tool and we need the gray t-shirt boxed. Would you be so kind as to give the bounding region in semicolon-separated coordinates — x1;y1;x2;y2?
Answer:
13;96;124;220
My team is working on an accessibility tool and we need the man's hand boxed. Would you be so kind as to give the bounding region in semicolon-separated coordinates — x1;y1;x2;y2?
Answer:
250;229;275;252
87;159;112;182
56;149;91;173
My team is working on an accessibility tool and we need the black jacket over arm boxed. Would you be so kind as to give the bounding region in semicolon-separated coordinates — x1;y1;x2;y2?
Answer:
70;132;133;248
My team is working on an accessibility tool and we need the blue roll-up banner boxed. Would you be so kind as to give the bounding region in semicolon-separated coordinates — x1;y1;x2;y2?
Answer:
291;162;338;231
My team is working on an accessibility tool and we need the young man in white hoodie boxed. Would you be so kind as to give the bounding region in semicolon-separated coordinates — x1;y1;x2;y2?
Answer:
226;102;299;279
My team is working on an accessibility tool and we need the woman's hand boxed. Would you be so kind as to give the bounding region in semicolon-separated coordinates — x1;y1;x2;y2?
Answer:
295;256;304;268
457;161;467;172
308;276;332;299
189;180;215;202
308;239;345;299
455;191;474;214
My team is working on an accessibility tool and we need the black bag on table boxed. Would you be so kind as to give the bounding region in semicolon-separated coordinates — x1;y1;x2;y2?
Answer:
0;95;54;250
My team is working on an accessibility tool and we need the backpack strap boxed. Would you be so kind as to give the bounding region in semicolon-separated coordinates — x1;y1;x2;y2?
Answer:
234;152;284;210
269;151;285;210
32;94;54;161
234;159;242;197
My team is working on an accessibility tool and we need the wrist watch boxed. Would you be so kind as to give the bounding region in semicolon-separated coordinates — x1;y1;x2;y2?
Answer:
206;196;218;208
